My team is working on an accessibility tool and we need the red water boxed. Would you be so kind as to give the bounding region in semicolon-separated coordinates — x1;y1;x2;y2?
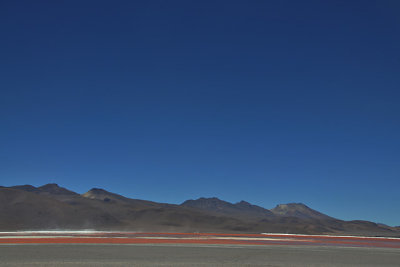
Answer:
1;232;399;248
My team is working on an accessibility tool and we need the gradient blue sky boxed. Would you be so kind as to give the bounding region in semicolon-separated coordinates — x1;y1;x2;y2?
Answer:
1;1;399;226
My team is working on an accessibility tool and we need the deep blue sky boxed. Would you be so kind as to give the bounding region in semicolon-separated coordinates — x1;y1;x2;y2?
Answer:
1;1;399;226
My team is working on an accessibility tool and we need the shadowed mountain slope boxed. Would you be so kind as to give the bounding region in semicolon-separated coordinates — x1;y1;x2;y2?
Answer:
82;188;162;208
10;183;78;196
9;183;79;202
9;185;39;193
181;197;274;220
0;187;120;230
38;183;78;195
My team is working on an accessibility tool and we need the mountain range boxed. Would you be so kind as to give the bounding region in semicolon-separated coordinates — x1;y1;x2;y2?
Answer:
1;183;399;236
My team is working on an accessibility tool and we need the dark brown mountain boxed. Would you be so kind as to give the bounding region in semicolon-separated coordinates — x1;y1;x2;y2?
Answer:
181;197;274;220
0;187;120;230
0;184;398;237
82;188;161;208
10;183;77;195
9;185;40;192
38;183;78;195
9;183;79;202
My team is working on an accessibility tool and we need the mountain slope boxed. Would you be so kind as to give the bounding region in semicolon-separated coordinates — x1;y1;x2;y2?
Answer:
1;184;398;236
0;186;252;233
38;183;78;195
0;187;120;230
271;203;335;221
10;183;78;196
9;185;40;193
9;183;79;202
82;188;161;208
181;197;274;220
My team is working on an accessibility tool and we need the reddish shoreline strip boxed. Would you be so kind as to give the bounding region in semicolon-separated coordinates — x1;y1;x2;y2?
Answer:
2;232;398;242
1;235;399;248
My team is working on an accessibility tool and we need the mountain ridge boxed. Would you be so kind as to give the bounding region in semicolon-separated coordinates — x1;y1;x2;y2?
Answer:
181;197;274;220
10;183;78;196
271;203;336;221
1;184;398;237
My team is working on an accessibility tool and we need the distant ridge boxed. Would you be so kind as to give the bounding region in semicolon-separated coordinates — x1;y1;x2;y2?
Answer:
271;203;335;221
38;183;78;195
11;183;78;195
82;188;127;202
181;197;274;219
10;185;39;192
82;187;167;207
0;183;398;237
